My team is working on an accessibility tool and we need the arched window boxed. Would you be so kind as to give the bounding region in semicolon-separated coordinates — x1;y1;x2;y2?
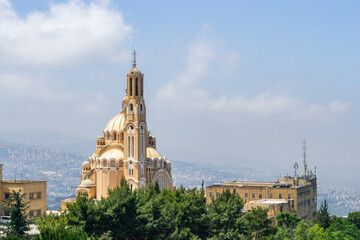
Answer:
121;133;124;141
130;78;133;96
135;78;139;96
120;161;123;167
130;104;133;111
154;161;157;168
110;161;115;167
113;133;116;140
140;104;143;112
103;161;107;167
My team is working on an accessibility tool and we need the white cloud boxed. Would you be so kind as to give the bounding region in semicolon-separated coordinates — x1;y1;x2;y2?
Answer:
155;27;349;119
0;0;132;66
295;101;350;120
212;90;300;114
0;71;109;114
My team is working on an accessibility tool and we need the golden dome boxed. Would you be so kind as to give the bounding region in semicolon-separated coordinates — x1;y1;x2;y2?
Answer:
79;179;95;188
130;67;141;74
147;147;162;159
100;149;124;159
82;161;90;166
104;113;125;132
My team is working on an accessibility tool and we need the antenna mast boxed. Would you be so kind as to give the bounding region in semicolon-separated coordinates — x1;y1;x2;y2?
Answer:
302;139;307;177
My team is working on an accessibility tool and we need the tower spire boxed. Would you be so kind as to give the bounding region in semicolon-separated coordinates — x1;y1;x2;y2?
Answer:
132;49;137;68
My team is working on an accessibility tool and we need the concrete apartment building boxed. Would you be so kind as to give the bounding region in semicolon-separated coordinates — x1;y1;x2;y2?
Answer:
206;174;317;221
206;141;317;221
0;164;47;219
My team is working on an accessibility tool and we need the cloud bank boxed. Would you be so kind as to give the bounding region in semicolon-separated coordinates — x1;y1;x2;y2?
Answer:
0;0;132;66
155;27;349;120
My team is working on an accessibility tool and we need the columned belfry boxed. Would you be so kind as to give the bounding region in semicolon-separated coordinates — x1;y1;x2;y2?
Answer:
76;52;173;199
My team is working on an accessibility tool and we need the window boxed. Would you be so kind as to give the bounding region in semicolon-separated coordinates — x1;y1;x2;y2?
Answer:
130;104;133;111
279;194;282;199
259;193;262;199
216;192;220;198
270;193;273;199
120;162;123;167
111;161;115;167
288;194;291;199
140;104;143;111
121;133;124;141
36;210;41;216
29;193;34;199
113;133;116;140
103;161;107;167
128;168;133;176
154;161;157;168
235;193;239;197
252;193;255;199
245;193;248;199
107;132;110;140
130;78;132;96
135;78;139;96
209;192;213;198
29;210;34;217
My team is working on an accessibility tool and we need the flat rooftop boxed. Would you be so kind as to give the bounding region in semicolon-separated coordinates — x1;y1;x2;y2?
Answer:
224;181;276;187
2;180;47;184
248;199;289;204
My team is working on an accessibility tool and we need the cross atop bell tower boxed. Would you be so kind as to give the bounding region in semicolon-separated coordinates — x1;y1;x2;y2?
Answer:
132;49;137;68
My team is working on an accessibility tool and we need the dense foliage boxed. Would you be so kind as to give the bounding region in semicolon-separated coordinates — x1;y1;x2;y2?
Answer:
5;182;360;239
2;190;30;239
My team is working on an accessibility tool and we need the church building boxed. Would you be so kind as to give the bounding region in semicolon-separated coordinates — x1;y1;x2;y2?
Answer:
75;57;173;200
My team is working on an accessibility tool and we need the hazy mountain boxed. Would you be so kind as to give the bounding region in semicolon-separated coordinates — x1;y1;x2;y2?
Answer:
0;129;93;154
0;139;357;216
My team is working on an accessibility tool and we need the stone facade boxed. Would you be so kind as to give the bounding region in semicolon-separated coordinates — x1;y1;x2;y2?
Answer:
244;199;295;224
206;175;317;221
63;59;173;206
0;164;47;219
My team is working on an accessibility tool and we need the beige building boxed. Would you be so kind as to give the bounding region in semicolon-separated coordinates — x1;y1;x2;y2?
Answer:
0;164;47;219
206;174;317;221
244;199;295;224
64;57;173;204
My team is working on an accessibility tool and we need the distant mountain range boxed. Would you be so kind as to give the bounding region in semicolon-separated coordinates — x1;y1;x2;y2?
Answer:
0;138;358;216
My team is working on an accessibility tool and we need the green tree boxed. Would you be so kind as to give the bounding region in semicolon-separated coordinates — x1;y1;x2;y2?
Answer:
348;211;360;229
324;216;360;240
317;199;331;229
98;178;138;239
66;192;102;237
244;207;276;239
2;190;30;238
276;212;301;229
208;189;248;239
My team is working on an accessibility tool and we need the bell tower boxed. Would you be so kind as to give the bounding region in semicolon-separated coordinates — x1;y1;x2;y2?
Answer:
123;50;147;189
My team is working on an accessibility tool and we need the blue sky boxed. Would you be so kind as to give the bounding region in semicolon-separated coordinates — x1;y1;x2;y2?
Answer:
1;0;359;182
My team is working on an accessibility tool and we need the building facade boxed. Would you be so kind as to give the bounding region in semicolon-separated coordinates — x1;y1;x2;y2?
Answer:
206;174;317;221
75;60;173;200
244;199;295;224
0;164;47;220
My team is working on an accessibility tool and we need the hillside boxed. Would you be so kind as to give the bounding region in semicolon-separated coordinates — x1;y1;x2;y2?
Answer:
0;140;358;215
